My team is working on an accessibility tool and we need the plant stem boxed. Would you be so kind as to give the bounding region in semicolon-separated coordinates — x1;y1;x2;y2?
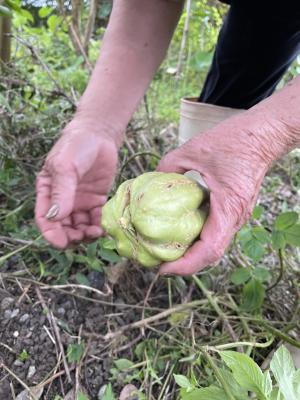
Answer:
266;248;285;291
201;349;236;400
259;320;300;349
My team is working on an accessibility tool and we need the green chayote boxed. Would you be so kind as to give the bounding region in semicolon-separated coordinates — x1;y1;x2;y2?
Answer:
101;172;207;267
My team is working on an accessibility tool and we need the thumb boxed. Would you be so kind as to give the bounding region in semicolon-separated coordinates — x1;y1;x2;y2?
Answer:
156;149;186;174
46;168;78;221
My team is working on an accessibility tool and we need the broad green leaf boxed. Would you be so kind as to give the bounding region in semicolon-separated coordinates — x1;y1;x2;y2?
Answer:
270;388;284;400
243;238;265;262
253;267;271;283
47;14;62;32
263;371;273;397
75;272;90;286
238;226;252;246
240;278;265;312
88;258;104;272
38;7;53;18
174;374;194;392
220;351;270;399
0;5;12;16
284;224;300;246
20;9;34;22
230;268;251;285
4;0;21;13
218;368;249;400
252;227;270;244
114;358;134;371
77;392;89;400
100;237;117;250
180;385;230;400
101;383;116;400
293;370;300;396
252;206;264;220
272;231;286;250
87;242;98;258
99;248;121;263
67;343;84;363
270;345;298;400
274;212;298;231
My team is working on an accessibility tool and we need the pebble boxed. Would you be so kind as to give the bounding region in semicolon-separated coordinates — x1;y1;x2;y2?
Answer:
57;307;65;316
3;308;19;319
1;297;14;310
19;314;30;323
13;359;24;367
27;365;36;379
13;331;19;338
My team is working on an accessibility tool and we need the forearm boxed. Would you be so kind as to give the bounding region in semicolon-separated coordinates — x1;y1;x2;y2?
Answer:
74;0;183;145
242;76;300;164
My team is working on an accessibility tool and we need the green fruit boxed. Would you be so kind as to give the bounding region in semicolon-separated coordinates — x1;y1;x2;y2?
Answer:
101;172;207;267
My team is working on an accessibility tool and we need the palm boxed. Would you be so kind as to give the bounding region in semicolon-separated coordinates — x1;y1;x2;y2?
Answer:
35;132;118;248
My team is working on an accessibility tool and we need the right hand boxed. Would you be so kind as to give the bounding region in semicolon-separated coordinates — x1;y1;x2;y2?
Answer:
35;119;119;249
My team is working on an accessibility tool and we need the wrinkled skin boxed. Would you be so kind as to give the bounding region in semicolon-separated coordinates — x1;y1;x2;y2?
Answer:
157;115;271;276
35;119;118;249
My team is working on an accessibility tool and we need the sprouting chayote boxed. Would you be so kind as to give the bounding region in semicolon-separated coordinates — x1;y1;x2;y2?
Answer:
101;172;207;267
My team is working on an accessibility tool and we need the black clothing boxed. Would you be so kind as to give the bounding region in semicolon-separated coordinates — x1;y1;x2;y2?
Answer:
199;1;300;109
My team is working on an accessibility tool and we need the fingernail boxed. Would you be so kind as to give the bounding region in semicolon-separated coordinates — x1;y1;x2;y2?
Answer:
46;204;59;219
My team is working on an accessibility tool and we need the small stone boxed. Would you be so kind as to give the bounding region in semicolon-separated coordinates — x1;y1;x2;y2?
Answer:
57;307;65;316
1;297;14;310
13;359;24;367
13;331;19;338
4;310;12;319
19;314;30;323
27;365;36;379
10;309;20;319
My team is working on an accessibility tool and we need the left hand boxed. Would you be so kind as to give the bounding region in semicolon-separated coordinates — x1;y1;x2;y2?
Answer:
157;114;271;276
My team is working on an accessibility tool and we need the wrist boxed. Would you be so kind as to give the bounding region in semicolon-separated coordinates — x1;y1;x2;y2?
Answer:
66;110;125;148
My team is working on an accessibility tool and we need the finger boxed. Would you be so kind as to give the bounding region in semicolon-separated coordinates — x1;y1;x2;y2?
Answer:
72;211;90;227
62;216;72;226
159;193;235;276
156;150;187;174
35;173;69;249
65;227;84;243
85;225;104;239
90;207;101;227
48;166;78;220
73;193;107;211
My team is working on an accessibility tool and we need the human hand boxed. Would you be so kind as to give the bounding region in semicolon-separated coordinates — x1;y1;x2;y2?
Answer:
157;115;272;275
35;119;119;249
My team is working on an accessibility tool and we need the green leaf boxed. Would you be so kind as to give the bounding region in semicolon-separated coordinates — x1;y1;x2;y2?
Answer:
99;248;121;263
75;273;90;286
114;358;134;371
4;0;21;13
77;392;89;400
270;388;284;400
174;374;194;392
238;226;252;246
253;267;271;283
240;278;265;312
252;227;270;244
100;384;116;400
218;368;249;400
88;258;104;272
252;206;264;220
180;385;230;400
87;242;98;258
284;224;300;246
38;7;53;18
47;14;62;32
270;345;298;400
20;9;34;22
243;238;265;262
274;212;298;231
100;237;117;250
272;231;286;250
220;351;271;399
0;5;12;16
230;268;251;285
67;343;84;363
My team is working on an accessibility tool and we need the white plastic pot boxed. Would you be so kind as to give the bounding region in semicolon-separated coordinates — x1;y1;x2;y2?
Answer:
178;97;244;145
